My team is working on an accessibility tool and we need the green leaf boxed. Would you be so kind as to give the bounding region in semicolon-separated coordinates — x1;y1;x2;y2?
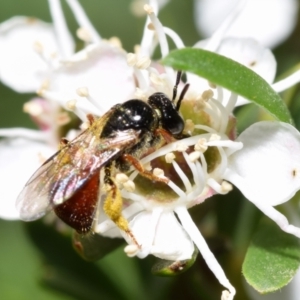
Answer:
25;220;126;300
242;218;300;294
162;48;293;124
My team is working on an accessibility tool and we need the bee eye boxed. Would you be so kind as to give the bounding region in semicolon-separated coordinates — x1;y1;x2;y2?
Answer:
148;93;184;136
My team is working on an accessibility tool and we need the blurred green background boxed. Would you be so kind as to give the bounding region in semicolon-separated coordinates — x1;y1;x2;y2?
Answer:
1;1;300;300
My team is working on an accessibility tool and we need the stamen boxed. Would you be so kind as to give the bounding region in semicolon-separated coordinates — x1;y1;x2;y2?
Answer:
66;99;77;111
65;0;101;43
124;244;140;257
33;41;43;54
136;56;151;69
175;142;188;152
168;181;186;199
23;101;43;117
216;86;224;102
48;0;74;58
189;151;201;162
207;178;231;195
133;68;149;90
209;98;229;134
153;168;164;177
172;160;192;192
0;128;49;141
272;69;300;92
163;27;185;49
195;138;208;152
109;37;122;48
143;3;174;81
134;88;147;101
42;90;101;120
225;92;238;113
33;41;52;68
165;152;175;163
56;112;71;126
201;89;214;102
182;152;201;188
195;160;206;191
127;53;137;67
76;27;93;43
76;87;89;97
143;4;154;14
221;181;233;193
204;102;221;130
209;134;221;141
175;206;236;299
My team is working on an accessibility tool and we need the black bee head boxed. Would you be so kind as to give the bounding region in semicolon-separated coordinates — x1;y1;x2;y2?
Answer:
148;92;184;136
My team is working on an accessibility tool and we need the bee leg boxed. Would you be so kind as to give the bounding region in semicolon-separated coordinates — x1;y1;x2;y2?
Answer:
103;165;140;246
122;154;169;184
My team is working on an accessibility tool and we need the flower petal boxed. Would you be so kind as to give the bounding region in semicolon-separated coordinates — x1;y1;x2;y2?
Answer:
216;38;276;84
49;42;135;114
194;0;298;48
0;17;58;92
225;121;300;206
0;137;54;219
129;211;194;261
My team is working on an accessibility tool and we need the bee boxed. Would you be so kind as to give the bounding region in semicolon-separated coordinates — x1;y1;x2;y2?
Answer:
16;72;189;240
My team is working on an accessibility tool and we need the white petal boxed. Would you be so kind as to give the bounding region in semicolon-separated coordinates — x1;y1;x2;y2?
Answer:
0;137;54;219
216;38;276;84
225;121;300;206
50;42;135;114
129;211;194;261
0;17;58;92
194;0;298;48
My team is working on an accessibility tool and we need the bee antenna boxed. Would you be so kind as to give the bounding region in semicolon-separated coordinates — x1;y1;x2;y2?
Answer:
175;83;189;111
172;71;182;102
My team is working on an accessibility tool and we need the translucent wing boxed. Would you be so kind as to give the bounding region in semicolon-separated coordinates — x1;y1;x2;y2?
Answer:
16;114;140;222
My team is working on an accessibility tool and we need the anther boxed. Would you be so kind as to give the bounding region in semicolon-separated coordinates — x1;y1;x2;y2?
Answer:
136;56;151;69
189;151;201;162
144;4;154;14
153;168;164;177
175;142;188;152
201;89;214;102
209;134;221;141
76;27;92;43
165;152;175;163
124;244;140;257
66;100;77;111
221;181;233;193
127;53;137;66
76;87;89;97
195;138;208;152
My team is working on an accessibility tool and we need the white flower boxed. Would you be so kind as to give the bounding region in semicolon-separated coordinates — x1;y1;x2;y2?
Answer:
2;1;300;300
0;0;136;219
93;5;300;300
194;0;299;48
